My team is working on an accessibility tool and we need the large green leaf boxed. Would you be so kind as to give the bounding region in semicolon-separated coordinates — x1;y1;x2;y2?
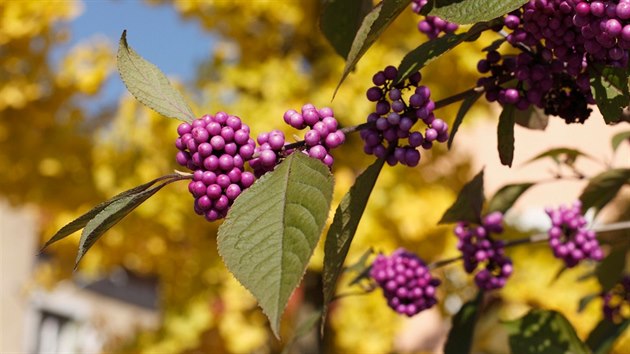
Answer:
497;104;516;167
504;309;590;354
611;130;630;154
322;158;385;330
42;175;177;251
76;183;167;267
320;0;372;59
487;183;535;214
217;153;334;338
396;21;496;84
444;291;484;354
579;168;630;213
448;90;482;149
586;318;630;354
439;168;484;224
589;64;629;124
117;30;194;122
335;0;411;95
427;0;529;25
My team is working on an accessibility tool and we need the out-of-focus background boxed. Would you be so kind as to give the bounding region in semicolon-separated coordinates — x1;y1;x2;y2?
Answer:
1;1;628;353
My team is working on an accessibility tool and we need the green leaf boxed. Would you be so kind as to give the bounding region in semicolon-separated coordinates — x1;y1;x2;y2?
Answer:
439;168;484;224
217;153;334;338
589;64;629;124
448;90;482;149
396;21;496;84
611;130;630;153
498;104;516;167
524;147;592;166
577;293;598;313
42;175;176;251
335;0;411;95
579;168;630;213
117;30;194;122
595;245;628;292
428;0;529;25
514;105;548;131
444;291;484;354
320;0;373;59
322;158;384;330
487;183;534;214
504;309;590;354
76;183;167;268
586;318;630;354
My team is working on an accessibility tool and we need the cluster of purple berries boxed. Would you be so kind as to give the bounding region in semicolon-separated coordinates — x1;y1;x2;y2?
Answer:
545;201;603;267
250;104;344;176
175;113;256;221
370;248;441;316
454;212;513;290
573;0;630;66
361;66;448;167
602;275;630;323
411;0;459;39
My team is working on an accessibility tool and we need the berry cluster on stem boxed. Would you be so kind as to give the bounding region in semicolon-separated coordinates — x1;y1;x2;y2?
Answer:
411;0;459;39
369;248;441;316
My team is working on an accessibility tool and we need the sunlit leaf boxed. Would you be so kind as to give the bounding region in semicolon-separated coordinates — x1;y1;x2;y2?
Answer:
117;30;195;122
322;158;384;330
217;153;334;338
427;0;529;25
589;64;629;124
487;183;534;214
439;168;484;224
504;309;589;354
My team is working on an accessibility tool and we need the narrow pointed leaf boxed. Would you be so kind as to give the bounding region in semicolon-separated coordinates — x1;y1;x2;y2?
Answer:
320;0;372;59
322;158;385;329
76;183;166;267
487;183;534;214
117;30;194;122
586;318;630;354
524;147;592;166
43;175;175;250
396;21;496;84
335;0;411;95
448;90;482;149
504;309;589;354
611;130;630;153
217;153;334;338
439;168;484;224
444;291;484;354
589;64;629;124
579;168;630;213
427;0;529;25
498;104;516;167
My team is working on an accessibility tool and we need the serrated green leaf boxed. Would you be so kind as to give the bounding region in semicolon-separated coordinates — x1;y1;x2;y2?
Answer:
117;30;194;122
595;245;628;292
487;183;534;214
428;0;529;25
396;21;496;84
322;158;384;330
217;153;334;338
335;0;411;95
42;175;176;251
76;183;166;268
611;130;630;153
524;147;592;166
320;0;372;59
514;105;548;130
579;168;630;213
586;318;630;354
448;90;482;149
498;104;516;167
444;291;484;354
504;309;590;354
589;65;629;124
439;168;484;224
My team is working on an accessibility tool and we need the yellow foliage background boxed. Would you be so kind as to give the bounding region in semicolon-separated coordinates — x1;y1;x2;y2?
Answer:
2;1;627;353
